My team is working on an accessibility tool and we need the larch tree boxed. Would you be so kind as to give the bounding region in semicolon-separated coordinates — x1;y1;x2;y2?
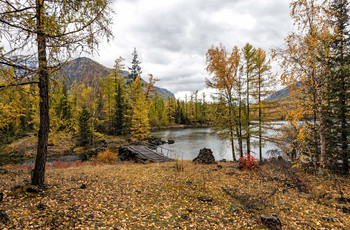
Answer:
0;0;113;186
206;44;241;161
129;78;150;142
242;43;257;155
252;48;276;161
145;73;159;100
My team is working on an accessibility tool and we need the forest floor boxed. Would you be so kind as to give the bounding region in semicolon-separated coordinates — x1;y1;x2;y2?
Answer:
1;160;349;229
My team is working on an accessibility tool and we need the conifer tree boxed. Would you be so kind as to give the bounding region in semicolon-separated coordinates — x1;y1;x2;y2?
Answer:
327;0;349;173
0;0;113;186
113;57;126;135
78;106;92;146
252;48;276;160
242;43;257;155
128;48;142;81
129;78;150;142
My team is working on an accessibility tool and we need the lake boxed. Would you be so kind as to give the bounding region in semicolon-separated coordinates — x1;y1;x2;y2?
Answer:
151;125;285;161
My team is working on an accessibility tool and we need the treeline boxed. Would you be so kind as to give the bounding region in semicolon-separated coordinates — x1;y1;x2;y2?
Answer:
0;53;213;146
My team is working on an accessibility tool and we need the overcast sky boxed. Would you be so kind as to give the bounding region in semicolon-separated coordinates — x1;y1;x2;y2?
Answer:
88;0;293;99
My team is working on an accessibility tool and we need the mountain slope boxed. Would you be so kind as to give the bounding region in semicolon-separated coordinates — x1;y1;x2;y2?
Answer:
61;57;175;99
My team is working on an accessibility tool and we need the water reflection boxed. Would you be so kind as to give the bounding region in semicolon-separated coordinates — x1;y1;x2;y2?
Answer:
151;127;282;161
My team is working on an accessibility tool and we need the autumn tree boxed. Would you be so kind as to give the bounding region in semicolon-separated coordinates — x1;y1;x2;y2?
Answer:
252;48;276;161
129;78;150;142
275;0;331;171
206;44;241;161
0;0;113;186
242;43;257;155
145;74;159;100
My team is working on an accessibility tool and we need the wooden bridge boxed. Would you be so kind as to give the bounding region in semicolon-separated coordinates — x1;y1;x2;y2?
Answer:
119;145;174;163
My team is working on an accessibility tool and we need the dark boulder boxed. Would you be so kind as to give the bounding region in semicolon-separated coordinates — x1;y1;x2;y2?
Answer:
0;210;10;224
198;196;213;202
168;139;175;144
147;136;166;146
26;186;40;194
80;184;87;189
37;203;47;210
193;148;216;164
260;214;282;230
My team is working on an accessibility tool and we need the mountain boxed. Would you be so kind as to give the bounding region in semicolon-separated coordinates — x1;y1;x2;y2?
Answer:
265;82;302;102
60;57;175;99
265;86;291;101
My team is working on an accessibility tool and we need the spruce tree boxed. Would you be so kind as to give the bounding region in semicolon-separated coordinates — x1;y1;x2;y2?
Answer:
128;48;142;81
112;57;126;135
328;0;349;173
78;107;92;146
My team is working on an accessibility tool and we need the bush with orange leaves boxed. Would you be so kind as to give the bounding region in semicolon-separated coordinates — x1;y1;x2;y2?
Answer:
239;153;261;171
97;150;119;163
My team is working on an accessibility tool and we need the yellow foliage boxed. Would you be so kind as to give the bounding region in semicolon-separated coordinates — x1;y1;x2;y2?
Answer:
97;150;119;163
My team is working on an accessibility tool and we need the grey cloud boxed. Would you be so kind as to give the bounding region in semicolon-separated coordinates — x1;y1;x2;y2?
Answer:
96;0;292;95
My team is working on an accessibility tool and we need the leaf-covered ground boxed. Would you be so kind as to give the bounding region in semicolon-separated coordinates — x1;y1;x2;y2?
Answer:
0;161;349;229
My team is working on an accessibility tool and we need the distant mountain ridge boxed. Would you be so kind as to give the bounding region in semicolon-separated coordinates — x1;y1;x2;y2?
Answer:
265;82;302;102
61;57;174;99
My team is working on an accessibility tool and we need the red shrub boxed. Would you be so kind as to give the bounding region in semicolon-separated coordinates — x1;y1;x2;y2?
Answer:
239;153;261;171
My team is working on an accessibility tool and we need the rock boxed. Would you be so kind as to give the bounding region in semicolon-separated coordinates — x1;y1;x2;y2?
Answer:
26;186;40;194
37;203;47;210
198;196;213;202
341;206;350;213
193;148;216;164
0;210;10;224
0;168;8;174
168;139;175;144
98;139;108;147
217;164;223;169
147;136;166;146
230;205;242;213
181;214;189;220
260;214;282;230
322;216;336;222
336;197;350;204
80;184;87;189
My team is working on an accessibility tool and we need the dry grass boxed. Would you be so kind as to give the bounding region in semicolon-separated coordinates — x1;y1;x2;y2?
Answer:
0;161;349;229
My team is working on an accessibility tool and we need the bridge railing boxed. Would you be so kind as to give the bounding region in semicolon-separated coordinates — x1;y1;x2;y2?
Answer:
146;143;183;160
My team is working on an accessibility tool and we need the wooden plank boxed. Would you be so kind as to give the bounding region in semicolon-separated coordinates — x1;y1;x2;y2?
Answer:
119;145;174;162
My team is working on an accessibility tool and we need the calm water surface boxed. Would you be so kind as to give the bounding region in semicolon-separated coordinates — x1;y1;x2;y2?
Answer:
151;126;283;161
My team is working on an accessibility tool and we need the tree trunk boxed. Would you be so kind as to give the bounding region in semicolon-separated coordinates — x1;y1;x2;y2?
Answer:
238;76;243;158
317;93;327;173
32;0;49;186
339;33;348;174
247;73;250;154
258;73;262;161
